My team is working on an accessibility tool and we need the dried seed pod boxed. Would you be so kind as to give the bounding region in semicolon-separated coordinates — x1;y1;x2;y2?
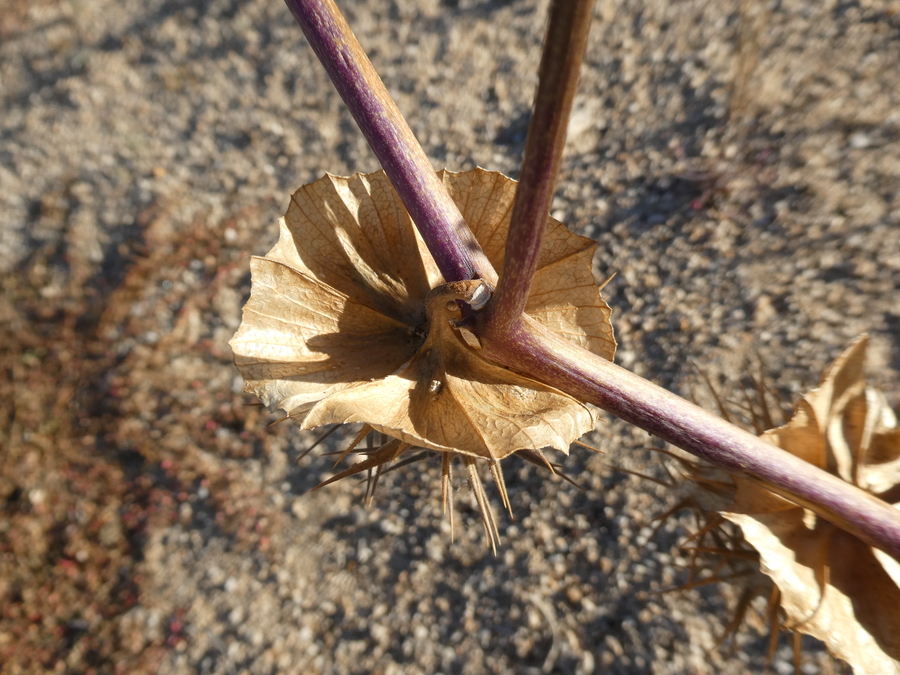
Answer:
230;167;615;460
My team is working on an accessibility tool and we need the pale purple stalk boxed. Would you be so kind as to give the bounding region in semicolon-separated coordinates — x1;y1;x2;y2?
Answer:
486;0;596;329
284;0;900;561
481;318;900;561
283;0;494;284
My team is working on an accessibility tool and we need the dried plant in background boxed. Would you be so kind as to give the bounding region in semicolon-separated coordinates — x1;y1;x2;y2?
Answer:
725;336;900;674
666;337;900;674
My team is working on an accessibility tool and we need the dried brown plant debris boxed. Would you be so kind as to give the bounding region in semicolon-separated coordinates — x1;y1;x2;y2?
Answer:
1;201;288;674
722;336;900;675
231;168;616;541
0;222;164;674
670;337;900;674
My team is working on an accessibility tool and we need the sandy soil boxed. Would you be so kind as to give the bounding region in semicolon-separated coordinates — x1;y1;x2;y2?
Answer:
2;0;899;673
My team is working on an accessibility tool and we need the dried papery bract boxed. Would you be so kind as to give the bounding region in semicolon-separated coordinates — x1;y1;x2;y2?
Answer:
655;345;900;672
230;168;615;536
715;337;900;674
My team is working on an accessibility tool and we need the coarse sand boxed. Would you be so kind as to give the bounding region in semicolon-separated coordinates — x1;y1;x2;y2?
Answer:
2;0;898;673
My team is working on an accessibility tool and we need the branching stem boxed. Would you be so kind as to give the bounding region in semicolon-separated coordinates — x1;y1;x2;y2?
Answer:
479;317;900;562
283;0;495;284
286;0;900;562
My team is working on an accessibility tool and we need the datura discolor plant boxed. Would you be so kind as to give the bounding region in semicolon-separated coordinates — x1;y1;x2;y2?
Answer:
226;0;900;562
226;0;900;668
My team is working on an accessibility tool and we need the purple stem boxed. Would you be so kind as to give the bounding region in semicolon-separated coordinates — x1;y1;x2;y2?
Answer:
479;319;900;562
283;0;495;284
487;0;596;329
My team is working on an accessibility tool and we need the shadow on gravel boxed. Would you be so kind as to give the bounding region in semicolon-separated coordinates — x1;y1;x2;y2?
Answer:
1;192;282;672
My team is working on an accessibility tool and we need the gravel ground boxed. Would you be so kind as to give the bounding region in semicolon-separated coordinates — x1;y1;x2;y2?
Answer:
2;0;899;673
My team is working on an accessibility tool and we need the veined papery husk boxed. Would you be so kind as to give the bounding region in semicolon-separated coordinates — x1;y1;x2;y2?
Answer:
229;168;616;461
720;336;900;674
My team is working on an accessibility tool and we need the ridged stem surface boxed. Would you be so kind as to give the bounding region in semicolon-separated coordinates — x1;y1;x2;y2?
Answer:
284;0;494;283
486;0;596;328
